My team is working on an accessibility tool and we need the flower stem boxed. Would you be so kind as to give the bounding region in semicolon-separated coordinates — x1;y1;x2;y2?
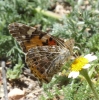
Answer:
35;7;61;20
81;69;99;100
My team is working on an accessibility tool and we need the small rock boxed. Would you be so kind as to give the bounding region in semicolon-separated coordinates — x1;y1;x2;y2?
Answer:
8;88;25;100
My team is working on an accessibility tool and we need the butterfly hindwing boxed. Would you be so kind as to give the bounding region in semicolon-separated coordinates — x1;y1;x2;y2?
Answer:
26;45;71;83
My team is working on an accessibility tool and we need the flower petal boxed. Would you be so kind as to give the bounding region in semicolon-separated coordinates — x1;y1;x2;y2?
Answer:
68;71;79;79
83;64;91;69
84;54;97;62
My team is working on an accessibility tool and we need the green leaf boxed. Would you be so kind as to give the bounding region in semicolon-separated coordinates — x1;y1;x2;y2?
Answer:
7;55;24;79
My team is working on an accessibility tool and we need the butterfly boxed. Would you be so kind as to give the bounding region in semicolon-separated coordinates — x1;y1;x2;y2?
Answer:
8;22;74;83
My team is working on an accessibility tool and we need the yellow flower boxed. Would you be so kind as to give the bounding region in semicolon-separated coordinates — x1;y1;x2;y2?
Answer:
68;54;97;79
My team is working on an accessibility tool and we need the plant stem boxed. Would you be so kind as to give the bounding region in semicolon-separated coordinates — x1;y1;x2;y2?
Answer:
81;69;99;100
35;7;61;20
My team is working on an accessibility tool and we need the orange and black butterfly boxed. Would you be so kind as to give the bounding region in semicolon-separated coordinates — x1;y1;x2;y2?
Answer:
8;23;74;83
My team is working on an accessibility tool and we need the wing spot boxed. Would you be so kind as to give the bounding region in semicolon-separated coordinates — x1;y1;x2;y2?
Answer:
27;28;36;36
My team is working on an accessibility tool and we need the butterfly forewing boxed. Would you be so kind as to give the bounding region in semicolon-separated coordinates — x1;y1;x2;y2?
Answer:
8;23;57;52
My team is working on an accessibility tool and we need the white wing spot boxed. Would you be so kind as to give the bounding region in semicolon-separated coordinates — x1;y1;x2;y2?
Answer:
22;35;26;39
27;28;36;36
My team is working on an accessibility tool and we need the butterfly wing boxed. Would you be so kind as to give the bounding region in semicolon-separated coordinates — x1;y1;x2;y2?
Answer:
8;23;57;52
26;45;71;83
